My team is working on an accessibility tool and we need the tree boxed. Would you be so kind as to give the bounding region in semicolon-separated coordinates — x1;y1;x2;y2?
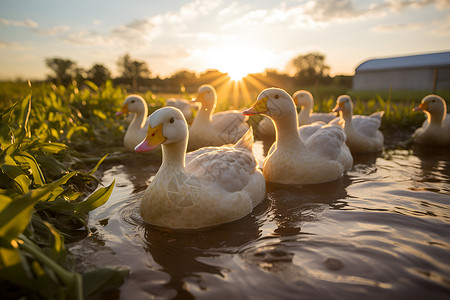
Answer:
117;53;151;91
170;70;197;91
87;64;112;86
45;57;77;85
289;52;330;85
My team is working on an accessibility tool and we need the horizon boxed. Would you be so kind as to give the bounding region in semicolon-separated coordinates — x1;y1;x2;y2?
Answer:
1;0;449;81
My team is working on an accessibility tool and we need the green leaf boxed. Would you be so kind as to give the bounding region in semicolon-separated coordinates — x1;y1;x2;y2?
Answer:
73;180;115;217
40;142;68;154
82;266;129;297
0;243;38;291
87;153;108;175
35;155;68;177
16;151;46;187
0;173;76;242
83;80;99;92
17;234;83;299
1;155;31;193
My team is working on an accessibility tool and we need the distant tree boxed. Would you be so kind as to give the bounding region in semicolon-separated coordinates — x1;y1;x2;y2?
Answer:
171;70;197;90
87;64;111;86
73;67;87;85
117;53;151;91
289;52;330;85
198;69;225;85
45;57;77;85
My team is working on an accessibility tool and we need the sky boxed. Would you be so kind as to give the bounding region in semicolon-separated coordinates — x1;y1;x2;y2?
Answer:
1;0;449;81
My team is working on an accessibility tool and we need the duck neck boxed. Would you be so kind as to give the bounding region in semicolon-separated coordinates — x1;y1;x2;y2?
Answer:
341;110;354;131
193;102;213;126
427;110;445;126
130;109;148;129
160;138;187;172
298;104;311;126
273;111;302;147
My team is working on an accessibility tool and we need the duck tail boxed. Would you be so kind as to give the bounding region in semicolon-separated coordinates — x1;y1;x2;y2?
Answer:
234;127;254;152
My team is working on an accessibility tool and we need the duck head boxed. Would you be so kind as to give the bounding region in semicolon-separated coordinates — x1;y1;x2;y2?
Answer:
413;95;446;114
192;84;217;112
333;95;353;118
135;107;188;152
116;95;148;116
292;90;313;109
243;88;297;121
413;94;447;124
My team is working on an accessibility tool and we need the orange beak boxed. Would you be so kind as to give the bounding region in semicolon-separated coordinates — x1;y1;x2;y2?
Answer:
243;96;268;116
332;102;343;113
115;103;129;116
413;102;427;112
134;123;166;152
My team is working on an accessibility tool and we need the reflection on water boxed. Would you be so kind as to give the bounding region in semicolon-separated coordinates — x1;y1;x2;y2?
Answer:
71;141;450;299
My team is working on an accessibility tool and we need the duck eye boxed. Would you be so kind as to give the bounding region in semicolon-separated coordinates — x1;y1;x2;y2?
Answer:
131;100;135;104
274;94;279;99
169;117;174;124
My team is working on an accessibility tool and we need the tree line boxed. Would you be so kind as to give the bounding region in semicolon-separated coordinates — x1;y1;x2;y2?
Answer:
45;52;352;93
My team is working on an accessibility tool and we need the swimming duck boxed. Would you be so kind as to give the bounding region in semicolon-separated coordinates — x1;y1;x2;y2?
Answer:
332;95;384;153
188;84;249;150
243;88;353;185
413;94;450;146
116;95;150;151
258;90;335;139
134;106;265;229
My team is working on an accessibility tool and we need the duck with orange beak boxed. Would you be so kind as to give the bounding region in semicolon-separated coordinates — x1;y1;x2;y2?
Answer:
116;95;150;151
134;106;265;229
243;88;352;185
331;95;384;153
188;84;249;151
412;94;450;146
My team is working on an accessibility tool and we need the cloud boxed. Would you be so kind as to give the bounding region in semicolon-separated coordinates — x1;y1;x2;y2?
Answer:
0;18;69;36
372;22;424;32
0;40;33;51
430;13;450;36
111;18;156;43
63;0;223;48
63;30;114;46
0;18;38;28
32;25;70;35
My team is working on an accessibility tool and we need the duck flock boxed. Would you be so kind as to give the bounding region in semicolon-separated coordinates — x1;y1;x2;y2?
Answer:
116;85;450;229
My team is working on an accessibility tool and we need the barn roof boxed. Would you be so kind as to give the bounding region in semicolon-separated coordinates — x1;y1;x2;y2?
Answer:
355;51;450;72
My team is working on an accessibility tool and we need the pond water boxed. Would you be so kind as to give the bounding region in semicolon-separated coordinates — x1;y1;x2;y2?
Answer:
70;141;450;300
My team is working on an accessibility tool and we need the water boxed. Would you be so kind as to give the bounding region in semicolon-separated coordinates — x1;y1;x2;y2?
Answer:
70;142;450;299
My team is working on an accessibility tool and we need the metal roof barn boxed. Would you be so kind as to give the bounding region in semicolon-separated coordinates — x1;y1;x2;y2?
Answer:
353;52;450;91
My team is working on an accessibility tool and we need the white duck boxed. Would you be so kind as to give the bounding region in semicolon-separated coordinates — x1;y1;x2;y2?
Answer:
165;97;197;123
134;106;265;229
413;94;450;146
243;88;353;185
116;95;150;152
188;84;249;150
332;95;384;153
258;90;335;139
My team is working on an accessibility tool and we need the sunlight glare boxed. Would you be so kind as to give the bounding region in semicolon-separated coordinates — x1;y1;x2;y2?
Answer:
209;44;268;81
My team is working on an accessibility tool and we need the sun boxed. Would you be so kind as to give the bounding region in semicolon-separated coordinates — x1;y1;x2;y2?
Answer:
207;43;267;81
227;68;249;81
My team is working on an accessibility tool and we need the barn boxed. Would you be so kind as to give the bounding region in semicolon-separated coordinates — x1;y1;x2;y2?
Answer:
352;51;450;91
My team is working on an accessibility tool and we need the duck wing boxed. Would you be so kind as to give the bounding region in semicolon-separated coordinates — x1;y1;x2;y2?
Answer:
298;121;327;141
352;111;384;137
185;147;257;193
309;113;336;124
304;124;348;161
211;111;249;142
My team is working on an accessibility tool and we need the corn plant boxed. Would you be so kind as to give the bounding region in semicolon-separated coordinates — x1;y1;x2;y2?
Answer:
0;90;128;299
